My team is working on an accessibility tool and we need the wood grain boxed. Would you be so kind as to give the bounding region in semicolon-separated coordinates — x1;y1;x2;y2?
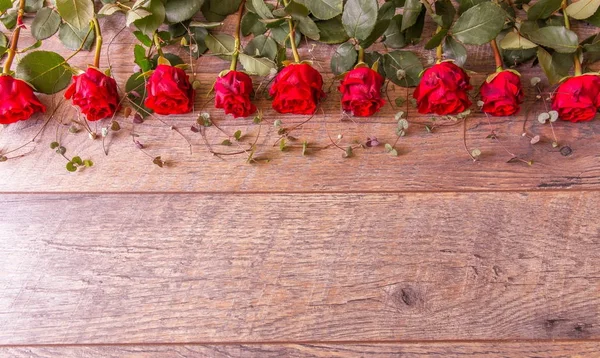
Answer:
1;15;599;193
1;192;599;344
3;341;600;357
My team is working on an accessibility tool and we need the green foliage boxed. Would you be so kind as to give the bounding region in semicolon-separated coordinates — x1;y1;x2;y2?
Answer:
16;51;71;94
451;2;508;45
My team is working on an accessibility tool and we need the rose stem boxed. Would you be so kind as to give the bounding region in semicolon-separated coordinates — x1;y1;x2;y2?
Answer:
490;39;503;72
153;31;165;58
92;17;103;68
230;0;246;71
435;27;443;63
358;46;365;64
282;0;301;63
562;0;582;75
2;0;26;75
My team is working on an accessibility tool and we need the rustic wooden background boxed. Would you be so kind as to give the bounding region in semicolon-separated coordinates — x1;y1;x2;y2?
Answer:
1;2;600;357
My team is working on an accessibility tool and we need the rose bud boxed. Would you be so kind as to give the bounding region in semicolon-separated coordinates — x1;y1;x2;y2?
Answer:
338;66;385;117
0;75;46;125
270;63;325;115
214;70;257;118
413;61;472;115
64;67;120;121
479;70;524;117
145;64;195;115
551;74;600;122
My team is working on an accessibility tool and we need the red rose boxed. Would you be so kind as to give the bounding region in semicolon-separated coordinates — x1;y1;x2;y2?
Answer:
270;63;325;115
338;67;385;117
413;61;472;115
480;70;524;117
551;74;600;122
64;67;120;121
145;64;194;115
0;75;46;125
214;70;257;118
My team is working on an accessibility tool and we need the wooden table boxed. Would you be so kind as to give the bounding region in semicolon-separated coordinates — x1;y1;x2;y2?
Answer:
1;13;600;358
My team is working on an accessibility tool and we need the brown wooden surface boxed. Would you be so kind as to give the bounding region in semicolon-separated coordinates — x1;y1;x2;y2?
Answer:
1;5;600;358
3;341;600;357
2;192;600;345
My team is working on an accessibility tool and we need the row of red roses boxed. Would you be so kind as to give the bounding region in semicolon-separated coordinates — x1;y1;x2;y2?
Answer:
2;57;598;126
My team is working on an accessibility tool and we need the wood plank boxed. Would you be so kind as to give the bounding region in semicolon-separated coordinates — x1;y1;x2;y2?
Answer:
3;341;600;357
1;192;600;344
2;16;600;192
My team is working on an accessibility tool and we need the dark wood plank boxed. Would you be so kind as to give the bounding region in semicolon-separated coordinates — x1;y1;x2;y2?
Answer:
1;16;600;192
3;341;600;357
1;192;599;344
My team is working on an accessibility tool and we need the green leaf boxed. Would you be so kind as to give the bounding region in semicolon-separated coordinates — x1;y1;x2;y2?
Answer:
16;51;72;94
205;33;235;55
151;53;184;67
537;47;573;84
330;42;358;75
451;2;507;45
383;14;407;49
1;9;17;29
25;0;44;13
425;28;448;50
383;50;423;87
527;26;579;53
583;33;600;52
585;6;600;25
238;53;276;76
457;0;487;14
201;0;240;21
66;162;77;172
71;156;83;165
444;36;467;66
133;0;166;37
98;3;122;16
241;11;267;36
58;22;95;51
134;44;152;72
359;1;395;48
566;0;600;19
244;35;278;60
401;0;422;31
271;22;301;48
296;0;342;20
502;47;537;66
234;130;242;141
295;14;321;40
285;0;310;17
0;0;11;12
527;0;562;20
31;7;61;41
164;0;204;23
500;31;538;49
316;16;350;44
126;8;151;27
364;51;386;76
55;0;94;30
403;7;425;45
342;0;378;41
433;0;456;28
133;31;153;47
252;0;274;19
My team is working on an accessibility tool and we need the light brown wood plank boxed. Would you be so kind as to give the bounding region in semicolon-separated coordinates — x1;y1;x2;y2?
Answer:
3;341;600;357
1;192;599;344
2;15;600;192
